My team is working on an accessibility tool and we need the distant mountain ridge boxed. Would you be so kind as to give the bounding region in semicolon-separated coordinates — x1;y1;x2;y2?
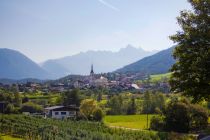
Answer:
0;46;165;80
0;48;52;80
116;46;176;74
41;45;158;77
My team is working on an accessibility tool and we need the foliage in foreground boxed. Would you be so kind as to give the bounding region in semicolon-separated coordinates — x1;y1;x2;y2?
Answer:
170;0;210;102
150;100;208;133
0;115;196;140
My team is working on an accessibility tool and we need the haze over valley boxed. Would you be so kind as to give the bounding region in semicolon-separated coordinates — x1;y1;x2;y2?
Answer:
0;45;160;79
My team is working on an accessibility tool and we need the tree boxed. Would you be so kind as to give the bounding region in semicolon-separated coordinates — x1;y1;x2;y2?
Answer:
170;0;210;102
162;101;208;133
127;96;136;115
164;102;190;133
13;92;22;107
142;92;153;114
92;108;104;121
150;116;165;131
97;92;102;102
107;95;124;115
21;102;43;113
80;99;98;120
63;89;81;106
4;103;15;114
189;104;208;131
22;96;29;103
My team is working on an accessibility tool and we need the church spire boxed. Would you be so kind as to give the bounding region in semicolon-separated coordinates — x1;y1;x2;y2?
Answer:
90;64;94;75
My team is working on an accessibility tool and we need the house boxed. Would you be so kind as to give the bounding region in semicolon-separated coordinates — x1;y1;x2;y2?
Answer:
74;80;85;88
44;105;79;119
94;76;108;87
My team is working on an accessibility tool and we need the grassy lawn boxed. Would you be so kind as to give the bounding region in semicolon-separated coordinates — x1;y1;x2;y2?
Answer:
104;114;157;130
0;135;22;140
150;72;171;82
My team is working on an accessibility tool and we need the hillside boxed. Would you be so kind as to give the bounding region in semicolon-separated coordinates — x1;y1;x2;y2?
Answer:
41;45;158;77
40;60;70;79
116;47;176;74
0;48;52;80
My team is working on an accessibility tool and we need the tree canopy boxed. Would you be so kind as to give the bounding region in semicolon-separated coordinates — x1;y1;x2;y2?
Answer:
170;0;210;102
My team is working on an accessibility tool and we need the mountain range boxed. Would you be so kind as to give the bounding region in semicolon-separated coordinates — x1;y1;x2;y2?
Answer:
116;46;176;74
0;46;175;80
0;48;52;80
41;45;158;78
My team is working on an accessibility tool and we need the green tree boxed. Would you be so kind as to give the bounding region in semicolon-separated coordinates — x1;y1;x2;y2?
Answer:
189;104;208;131
21;102;43;113
97;92;102;102
63;89;81;106
22;96;29;103
170;0;210;102
107;95;124;115
80;99;98;120
142;92;153;114
127;96;136;115
4;103;15;114
150;116;165;131
164;102;190;133
13;92;22;107
162;101;208;133
92;108;104;121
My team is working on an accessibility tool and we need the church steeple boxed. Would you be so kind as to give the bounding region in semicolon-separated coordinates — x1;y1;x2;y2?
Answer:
90;64;94;75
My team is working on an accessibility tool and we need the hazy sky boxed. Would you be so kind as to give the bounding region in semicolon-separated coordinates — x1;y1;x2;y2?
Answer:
0;0;191;63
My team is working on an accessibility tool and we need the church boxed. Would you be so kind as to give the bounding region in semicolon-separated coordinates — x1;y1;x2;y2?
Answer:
89;64;108;88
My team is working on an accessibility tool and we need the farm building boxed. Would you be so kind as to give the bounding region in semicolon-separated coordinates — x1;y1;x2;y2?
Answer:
44;105;79;119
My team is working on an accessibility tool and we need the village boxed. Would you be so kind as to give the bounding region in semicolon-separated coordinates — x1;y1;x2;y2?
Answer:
0;64;170;95
0;64;171;120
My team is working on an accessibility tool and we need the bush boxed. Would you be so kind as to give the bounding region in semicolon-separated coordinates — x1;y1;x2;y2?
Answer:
80;99;97;120
155;101;209;133
165;102;190;133
4;103;15;114
93;108;104;121
150;116;165;131
190;104;208;131
21;102;43;113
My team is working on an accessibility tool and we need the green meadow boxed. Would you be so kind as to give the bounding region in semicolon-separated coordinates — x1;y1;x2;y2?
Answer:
104;114;157;130
150;73;171;82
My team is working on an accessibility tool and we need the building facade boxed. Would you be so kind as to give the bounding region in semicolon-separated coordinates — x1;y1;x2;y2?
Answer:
44;106;79;119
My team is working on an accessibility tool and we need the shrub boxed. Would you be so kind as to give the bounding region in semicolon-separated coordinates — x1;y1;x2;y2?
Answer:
189;104;208;131
80;99;97;120
93;108;104;121
21;102;43;113
155;101;209;133
164;102;190;133
150;116;165;131
4;103;15;114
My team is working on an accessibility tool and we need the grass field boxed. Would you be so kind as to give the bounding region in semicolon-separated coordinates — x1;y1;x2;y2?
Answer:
104;114;157;130
150;73;171;82
0;135;22;140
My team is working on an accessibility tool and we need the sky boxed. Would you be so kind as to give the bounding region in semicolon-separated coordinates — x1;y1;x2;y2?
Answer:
0;0;191;63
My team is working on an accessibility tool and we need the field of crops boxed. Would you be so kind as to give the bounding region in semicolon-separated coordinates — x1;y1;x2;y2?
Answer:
0;114;166;140
0;114;197;140
104;115;157;130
